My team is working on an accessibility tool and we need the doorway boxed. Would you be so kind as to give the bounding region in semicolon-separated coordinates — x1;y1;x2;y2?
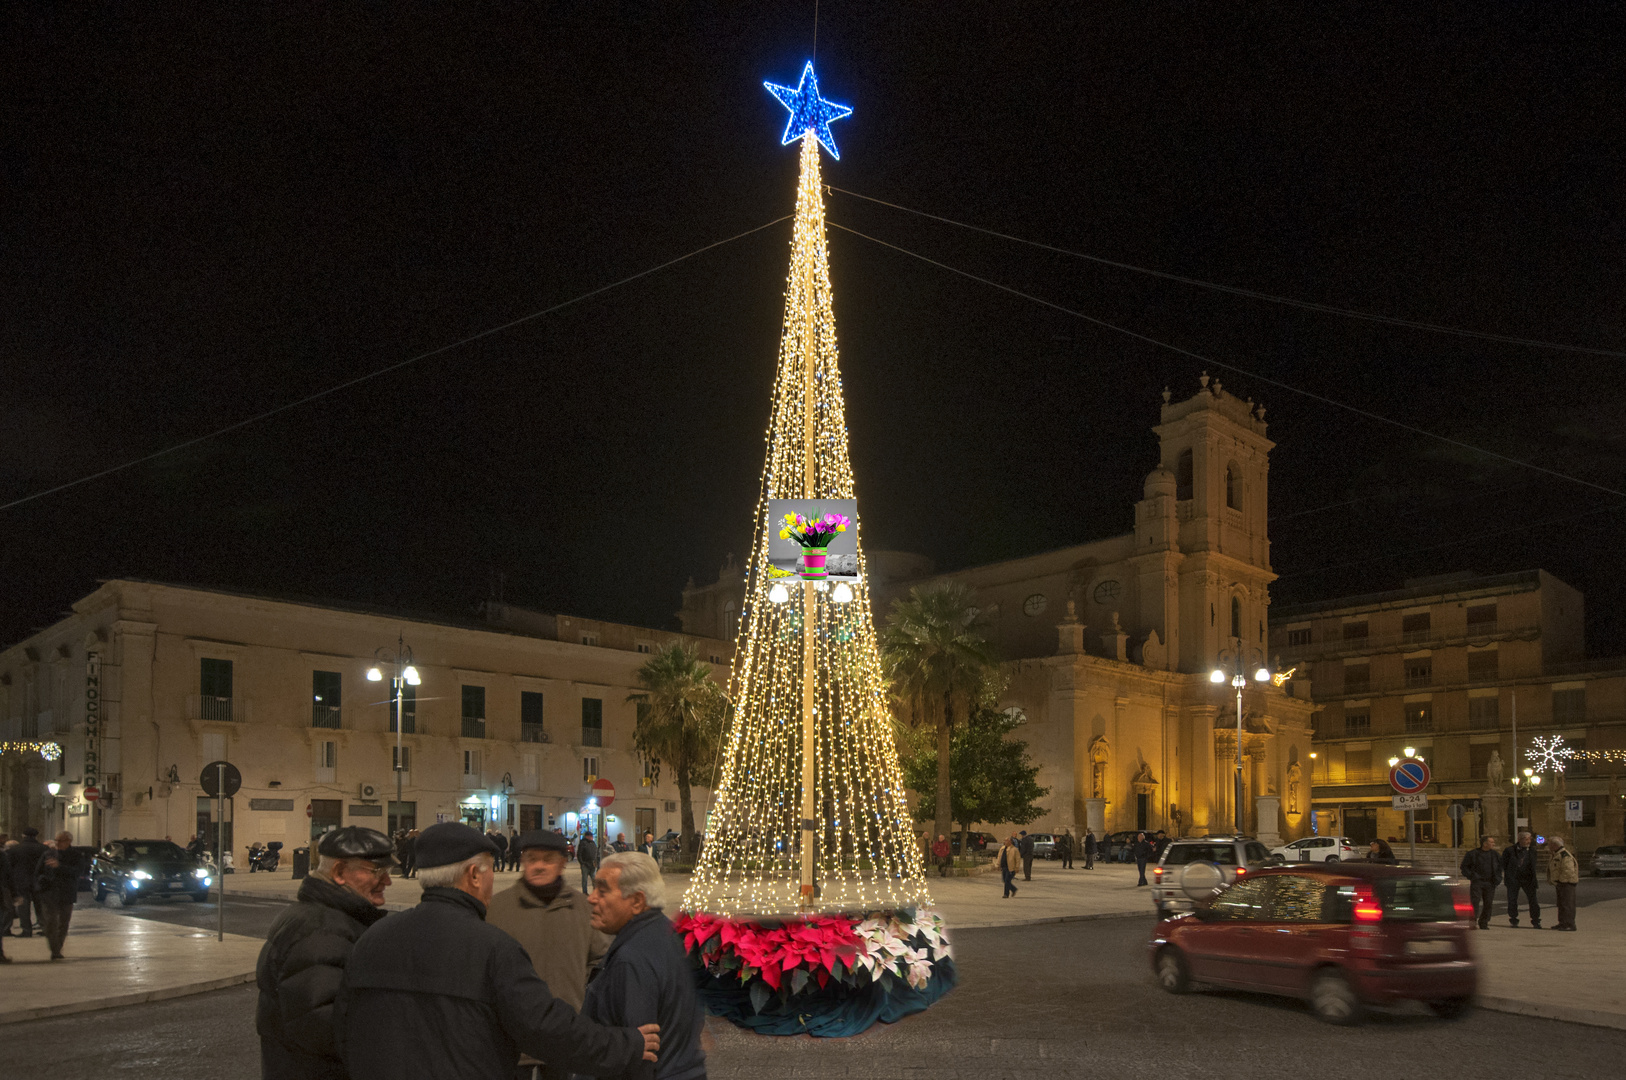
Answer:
1343;807;1378;846
196;796;234;855
1136;794;1148;831
309;799;342;841
636;807;655;844
520;804;544;833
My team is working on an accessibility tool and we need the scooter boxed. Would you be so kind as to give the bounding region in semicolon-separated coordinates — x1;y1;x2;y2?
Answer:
249;842;282;873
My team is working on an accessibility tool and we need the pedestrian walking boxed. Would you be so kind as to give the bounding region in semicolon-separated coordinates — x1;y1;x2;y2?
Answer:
1547;835;1579;931
337;823;657;1080
931;834;952;878
1018;831;1035;881
997;836;1022;898
582;852;707;1080
1132;832;1154;886
508;830;522;872
488;829;509;872
1082;830;1096;869
1365;839;1397;863
1099;833;1113;864
575;831;600;893
1153;830;1170;861
1459;834;1501;929
1501;831;1541;928
33;831;79;960
257;826;397;1080
8;826;45;937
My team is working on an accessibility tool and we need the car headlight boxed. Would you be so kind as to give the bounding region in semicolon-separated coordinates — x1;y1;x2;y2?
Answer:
130;869;152;881
193;868;209;879
200;876;212;887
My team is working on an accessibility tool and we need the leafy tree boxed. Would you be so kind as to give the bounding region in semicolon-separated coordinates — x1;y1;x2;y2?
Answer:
902;705;1049;854
881;582;998;841
627;643;726;859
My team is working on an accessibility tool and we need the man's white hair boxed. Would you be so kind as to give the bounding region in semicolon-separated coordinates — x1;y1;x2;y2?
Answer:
599;851;665;910
416;853;491;890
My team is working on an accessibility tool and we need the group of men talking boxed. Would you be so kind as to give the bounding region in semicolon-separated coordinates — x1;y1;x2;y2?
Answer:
255;821;705;1080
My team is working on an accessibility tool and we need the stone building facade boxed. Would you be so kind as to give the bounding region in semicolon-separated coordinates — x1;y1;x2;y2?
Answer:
0;580;726;853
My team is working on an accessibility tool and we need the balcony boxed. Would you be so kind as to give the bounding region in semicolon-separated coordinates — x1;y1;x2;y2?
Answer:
461;717;487;739
188;695;248;722
1275;619;1542;662
311;703;342;729
521;723;549;743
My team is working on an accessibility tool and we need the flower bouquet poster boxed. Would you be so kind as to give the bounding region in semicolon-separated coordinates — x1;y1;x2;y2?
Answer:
766;499;858;581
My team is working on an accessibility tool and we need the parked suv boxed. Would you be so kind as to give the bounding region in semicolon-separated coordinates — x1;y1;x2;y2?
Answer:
1149;864;1476;1024
1151;836;1276;916
1592;845;1626;877
1273;836;1359;863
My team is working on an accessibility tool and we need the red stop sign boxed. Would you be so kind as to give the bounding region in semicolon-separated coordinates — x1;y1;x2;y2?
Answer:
83;786;100;803
589;778;616;808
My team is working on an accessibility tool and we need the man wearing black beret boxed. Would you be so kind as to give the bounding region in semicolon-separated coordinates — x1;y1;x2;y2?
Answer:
257;826;397;1080
339;822;657;1080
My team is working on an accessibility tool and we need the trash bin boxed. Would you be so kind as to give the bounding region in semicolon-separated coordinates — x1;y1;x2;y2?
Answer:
292;846;312;880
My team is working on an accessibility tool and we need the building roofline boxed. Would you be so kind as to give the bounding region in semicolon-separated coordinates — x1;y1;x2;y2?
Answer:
1273;570;1550;620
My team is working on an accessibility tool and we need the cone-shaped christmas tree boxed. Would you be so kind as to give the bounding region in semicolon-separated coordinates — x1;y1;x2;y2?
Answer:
682;76;931;919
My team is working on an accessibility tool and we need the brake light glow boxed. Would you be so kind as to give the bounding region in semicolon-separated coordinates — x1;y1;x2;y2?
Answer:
1154;866;1163;878
1353;886;1383;923
1234;866;1246;877
1453;887;1474;922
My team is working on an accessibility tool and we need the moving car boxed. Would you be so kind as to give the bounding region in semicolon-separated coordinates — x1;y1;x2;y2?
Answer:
91;838;212;904
1593;845;1626;876
1151;836;1276;916
1273;836;1359;863
1149;863;1476;1024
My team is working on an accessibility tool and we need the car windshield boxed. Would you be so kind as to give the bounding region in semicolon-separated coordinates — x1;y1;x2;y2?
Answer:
1597;846;1626;855
1162;844;1238;866
123;842;188;860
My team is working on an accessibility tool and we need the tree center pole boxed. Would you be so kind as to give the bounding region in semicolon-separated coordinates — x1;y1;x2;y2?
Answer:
799;152;819;910
395;676;404;833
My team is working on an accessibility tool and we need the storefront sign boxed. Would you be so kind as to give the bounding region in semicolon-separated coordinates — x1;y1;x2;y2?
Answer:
84;651;101;793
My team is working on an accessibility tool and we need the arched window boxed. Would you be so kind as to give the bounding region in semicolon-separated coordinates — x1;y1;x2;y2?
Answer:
724;601;738;639
1175;449;1193;501
1231;597;1242;641
1225;463;1240;509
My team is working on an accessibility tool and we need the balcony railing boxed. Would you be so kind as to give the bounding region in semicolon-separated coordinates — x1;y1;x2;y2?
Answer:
188;695;248;722
461;717;487;739
311;703;342;729
1275;619;1542;661
521;723;549;743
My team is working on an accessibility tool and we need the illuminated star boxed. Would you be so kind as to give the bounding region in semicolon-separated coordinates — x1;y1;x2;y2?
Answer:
764;61;853;159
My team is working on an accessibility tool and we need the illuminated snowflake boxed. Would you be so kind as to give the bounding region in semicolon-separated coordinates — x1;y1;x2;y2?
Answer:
1528;734;1571;774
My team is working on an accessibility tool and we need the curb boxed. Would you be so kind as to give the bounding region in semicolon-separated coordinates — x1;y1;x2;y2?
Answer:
1478;996;1626;1032
0;970;256;1026
952;909;1149;930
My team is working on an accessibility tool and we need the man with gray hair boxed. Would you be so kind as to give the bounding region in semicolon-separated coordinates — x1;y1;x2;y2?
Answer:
1501;829;1541;928
583;852;705;1080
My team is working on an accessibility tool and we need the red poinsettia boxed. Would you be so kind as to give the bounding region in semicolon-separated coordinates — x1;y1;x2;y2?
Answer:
673;911;863;992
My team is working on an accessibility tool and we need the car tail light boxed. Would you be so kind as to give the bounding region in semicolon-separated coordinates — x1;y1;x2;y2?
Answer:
1154;866;1163;879
1452;886;1474;923
1234;866;1247;878
1353;885;1383;923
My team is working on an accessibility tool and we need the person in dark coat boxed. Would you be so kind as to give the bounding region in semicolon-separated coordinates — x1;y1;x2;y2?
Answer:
399;830;418;878
1365;839;1397;863
575;831;600;894
488;829;509;871
34;831;80;959
257;826;396;1080
8;826;46;937
508;830;522;872
1018;831;1035;881
1083;831;1097;870
337;823;656;1080
0;838;14;962
1132;832;1154;886
1056;830;1073;869
580;852;705;1080
1459;834;1502;929
1501;830;1541;928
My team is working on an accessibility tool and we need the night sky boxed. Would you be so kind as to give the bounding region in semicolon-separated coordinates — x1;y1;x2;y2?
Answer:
3;6;1623;653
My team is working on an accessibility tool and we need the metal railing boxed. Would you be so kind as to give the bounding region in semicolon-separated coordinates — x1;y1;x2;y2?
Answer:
1275;619;1542;660
188;695;248;722
461;717;487;739
311;703;342;729
520;724;549;743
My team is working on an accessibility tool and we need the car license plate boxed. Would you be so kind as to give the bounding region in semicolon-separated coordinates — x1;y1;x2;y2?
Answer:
1404;939;1454;956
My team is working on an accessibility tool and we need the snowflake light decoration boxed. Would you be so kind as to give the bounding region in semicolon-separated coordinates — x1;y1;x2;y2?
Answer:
1528;734;1571;774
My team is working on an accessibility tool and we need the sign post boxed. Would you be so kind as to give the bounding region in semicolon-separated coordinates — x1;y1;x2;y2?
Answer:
201;761;242;942
590;778;616;848
1389;756;1432;865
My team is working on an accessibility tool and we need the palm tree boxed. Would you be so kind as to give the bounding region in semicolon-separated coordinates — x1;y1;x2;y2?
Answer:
881;582;998;844
627;643;727;861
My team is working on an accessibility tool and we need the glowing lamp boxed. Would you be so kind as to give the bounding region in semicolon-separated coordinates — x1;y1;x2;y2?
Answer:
1254;667;1271;682
366;667;383;682
404;665;421;686
768;582;791;604
1403;747;1417;759
1388;757;1401;768
1209;669;1226;684
832;582;853;603
47;782;61;796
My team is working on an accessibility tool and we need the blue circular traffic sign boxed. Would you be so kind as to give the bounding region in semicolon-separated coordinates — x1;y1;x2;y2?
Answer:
1390;758;1430;794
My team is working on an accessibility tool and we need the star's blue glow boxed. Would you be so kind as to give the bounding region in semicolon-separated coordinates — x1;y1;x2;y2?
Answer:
763;61;853;159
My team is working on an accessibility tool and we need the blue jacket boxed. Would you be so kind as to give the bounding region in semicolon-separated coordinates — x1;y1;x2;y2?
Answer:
578;910;705;1080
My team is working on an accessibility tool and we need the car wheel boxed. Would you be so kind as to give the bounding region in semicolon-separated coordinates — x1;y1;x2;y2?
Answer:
94;882;107;902
1310;969;1363;1025
1325;855;1340;863
1428;997;1472;1020
1155;948;1192;994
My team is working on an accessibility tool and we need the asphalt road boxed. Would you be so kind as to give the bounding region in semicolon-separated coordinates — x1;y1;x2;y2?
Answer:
15;897;1626;1080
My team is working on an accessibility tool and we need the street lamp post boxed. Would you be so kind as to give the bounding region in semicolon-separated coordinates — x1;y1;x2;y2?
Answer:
1210;647;1276;835
367;636;421;837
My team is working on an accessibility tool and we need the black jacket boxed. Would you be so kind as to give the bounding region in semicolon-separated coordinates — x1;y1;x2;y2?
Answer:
577;837;600;870
577;910;705;1080
338;887;643;1080
1132;840;1154;863
257;874;389;1080
1017;836;1034;859
8;838;45;895
32;847;78;902
1083;835;1097;856
1460;846;1502;885
1502;843;1539;885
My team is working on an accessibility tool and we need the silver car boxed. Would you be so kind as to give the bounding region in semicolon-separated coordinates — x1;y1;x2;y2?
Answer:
1150;836;1276;916
1592;845;1626;877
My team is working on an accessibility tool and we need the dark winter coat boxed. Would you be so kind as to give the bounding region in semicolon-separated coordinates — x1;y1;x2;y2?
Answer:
1017;836;1035;860
1459;846;1502;886
257;874;389;1080
32;846;79;902
1502;842;1539;886
1083;834;1098;857
1132;840;1154;864
337;887;643;1080
576;836;600;871
577;910;706;1080
8;837;45;895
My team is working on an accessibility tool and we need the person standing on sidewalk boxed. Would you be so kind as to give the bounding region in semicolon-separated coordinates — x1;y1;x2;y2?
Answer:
575;830;600;894
257;826;396;1080
1018;831;1035;882
1502;831;1542;928
8;826;45;937
1132;832;1154;886
1083;830;1096;870
1459;834;1501;929
1057;830;1074;869
998;836;1022;898
33;831;80;960
1547;835;1579;931
931;834;952;878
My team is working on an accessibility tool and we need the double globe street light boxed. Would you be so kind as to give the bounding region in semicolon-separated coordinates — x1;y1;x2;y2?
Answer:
367;636;421;834
1211;648;1281;835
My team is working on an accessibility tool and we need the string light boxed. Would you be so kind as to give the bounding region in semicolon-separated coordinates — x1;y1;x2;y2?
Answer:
1528;735;1570;774
0;740;62;760
763;61;854;160
682;133;930;918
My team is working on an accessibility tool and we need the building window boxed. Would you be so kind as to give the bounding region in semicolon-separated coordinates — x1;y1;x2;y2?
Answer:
1402;612;1432;644
1552;686;1586;725
1286;628;1311;647
1342;621;1369;642
389;683;416;734
1343;664;1371;695
725;601;738;638
1175;449;1193;501
316;740;337;783
199;658;234;721
1466;603;1497;630
463;749;481;781
1469;696;1499;730
582;697;603;747
1466;648;1498;683
1230;598;1241;641
312;671;342;729
1404;702;1433;734
461;685;487;739
1344;710;1371;737
709;654;723;664
1566;738;1589;778
583;756;598;783
581;632;600;646
636;642;652;654
1225;464;1240;509
1404;656;1432;688
521;691;546;742
521;753;539;790
392;745;411;773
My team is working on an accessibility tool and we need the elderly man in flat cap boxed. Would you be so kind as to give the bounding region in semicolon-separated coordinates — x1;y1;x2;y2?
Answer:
339;822;657;1080
488;830;608;1080
257;826;398;1080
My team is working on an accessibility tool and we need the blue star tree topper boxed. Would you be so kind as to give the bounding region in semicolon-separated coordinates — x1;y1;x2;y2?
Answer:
764;61;853;159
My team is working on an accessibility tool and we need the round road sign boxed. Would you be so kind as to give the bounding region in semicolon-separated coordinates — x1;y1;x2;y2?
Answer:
1390;758;1431;795
589;778;616;808
201;760;242;798
83;785;100;803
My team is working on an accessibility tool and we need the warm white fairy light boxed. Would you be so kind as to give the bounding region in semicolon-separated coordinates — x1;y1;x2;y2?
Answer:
682;136;931;918
1528;734;1571;774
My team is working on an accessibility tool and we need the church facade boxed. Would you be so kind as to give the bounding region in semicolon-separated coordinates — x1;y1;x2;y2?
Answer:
681;377;1317;843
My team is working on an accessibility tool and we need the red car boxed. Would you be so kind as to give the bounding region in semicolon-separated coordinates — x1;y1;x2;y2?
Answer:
1148;863;1476;1024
